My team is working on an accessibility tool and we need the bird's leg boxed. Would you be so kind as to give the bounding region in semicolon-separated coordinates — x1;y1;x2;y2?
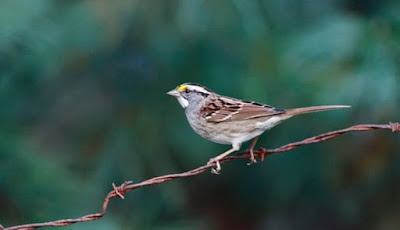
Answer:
208;143;240;174
247;136;260;165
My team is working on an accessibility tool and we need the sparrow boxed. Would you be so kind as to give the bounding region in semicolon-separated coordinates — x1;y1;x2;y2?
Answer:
167;83;349;173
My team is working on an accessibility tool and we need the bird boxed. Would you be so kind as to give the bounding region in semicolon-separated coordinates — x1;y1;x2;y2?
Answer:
167;83;350;173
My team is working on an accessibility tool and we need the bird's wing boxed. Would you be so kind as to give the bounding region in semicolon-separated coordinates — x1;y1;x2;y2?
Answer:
200;96;285;123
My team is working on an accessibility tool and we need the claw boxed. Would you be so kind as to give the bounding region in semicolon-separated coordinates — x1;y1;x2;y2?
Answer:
247;148;258;165
247;158;257;166
208;158;221;174
211;167;220;174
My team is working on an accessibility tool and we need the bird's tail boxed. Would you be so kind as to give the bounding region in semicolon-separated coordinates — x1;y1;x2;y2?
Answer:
284;105;350;116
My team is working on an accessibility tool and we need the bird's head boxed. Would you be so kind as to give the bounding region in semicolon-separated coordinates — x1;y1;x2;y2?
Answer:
167;83;212;109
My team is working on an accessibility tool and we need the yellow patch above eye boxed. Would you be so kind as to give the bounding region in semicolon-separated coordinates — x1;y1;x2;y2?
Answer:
177;85;188;92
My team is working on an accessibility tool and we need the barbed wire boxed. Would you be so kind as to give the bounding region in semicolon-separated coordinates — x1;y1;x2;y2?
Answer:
2;122;399;230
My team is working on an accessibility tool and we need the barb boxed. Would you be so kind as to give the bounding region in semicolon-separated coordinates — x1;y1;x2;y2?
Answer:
2;122;398;230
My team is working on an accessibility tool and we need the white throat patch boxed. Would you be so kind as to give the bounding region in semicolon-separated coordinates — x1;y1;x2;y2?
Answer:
176;96;189;108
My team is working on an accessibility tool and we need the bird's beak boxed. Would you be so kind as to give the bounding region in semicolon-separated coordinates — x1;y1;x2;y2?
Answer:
167;89;180;97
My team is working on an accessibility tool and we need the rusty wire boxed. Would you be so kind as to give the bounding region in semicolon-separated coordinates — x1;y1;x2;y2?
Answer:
2;122;398;230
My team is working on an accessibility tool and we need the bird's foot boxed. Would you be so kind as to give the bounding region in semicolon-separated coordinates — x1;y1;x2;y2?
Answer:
247;149;258;166
247;158;257;166
207;158;221;174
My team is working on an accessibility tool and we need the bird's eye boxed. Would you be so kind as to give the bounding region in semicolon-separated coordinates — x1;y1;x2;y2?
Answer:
185;89;190;93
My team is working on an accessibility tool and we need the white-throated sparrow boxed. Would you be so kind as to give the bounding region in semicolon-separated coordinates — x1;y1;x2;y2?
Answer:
167;83;349;173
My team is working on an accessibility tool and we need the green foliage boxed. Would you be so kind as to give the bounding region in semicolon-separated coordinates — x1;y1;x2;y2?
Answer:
0;0;399;229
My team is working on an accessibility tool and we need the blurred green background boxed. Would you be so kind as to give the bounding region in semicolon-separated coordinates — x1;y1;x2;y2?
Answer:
0;0;399;229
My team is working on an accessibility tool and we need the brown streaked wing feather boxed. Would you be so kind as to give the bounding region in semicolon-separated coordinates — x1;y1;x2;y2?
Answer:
200;97;285;123
229;103;284;121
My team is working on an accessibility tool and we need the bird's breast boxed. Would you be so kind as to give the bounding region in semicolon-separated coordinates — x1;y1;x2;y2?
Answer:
184;111;281;145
